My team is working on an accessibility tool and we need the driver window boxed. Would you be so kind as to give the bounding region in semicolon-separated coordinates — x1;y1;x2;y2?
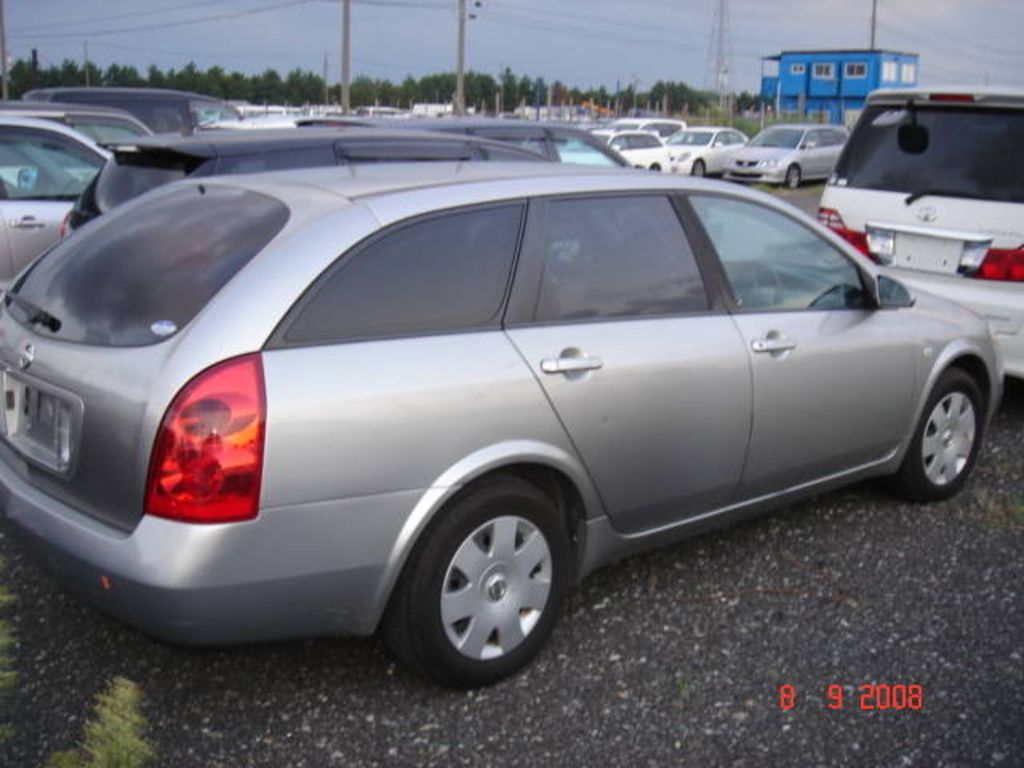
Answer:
690;196;868;312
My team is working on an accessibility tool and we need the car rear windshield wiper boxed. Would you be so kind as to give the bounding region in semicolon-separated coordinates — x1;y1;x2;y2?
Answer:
904;189;1003;205
2;290;62;333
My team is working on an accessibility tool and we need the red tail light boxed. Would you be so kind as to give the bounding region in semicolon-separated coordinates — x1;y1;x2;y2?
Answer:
145;355;266;524
928;93;976;103
818;207;871;258
976;247;1024;282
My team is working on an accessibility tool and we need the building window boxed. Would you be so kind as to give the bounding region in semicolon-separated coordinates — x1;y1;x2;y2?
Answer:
882;61;898;82
844;62;867;78
901;63;916;83
813;63;835;79
790;63;806;75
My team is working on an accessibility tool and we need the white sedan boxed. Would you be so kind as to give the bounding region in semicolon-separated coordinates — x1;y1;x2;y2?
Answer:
605;131;671;171
665;127;748;176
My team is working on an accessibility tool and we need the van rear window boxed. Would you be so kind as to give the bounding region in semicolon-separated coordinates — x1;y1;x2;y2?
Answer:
835;105;1024;203
8;184;288;346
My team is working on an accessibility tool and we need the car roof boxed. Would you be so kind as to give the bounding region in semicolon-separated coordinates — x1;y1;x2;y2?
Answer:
867;85;1024;108
678;126;736;132
757;123;842;131
0;100;143;119
200;160;764;208
24;86;229;102
106;127;550;159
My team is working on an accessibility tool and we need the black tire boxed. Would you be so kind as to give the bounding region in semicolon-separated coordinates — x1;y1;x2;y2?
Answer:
784;164;801;189
649;163;662;172
890;368;984;503
382;476;571;688
691;159;706;177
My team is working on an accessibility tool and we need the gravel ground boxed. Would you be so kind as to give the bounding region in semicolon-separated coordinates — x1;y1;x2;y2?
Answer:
1;378;1021;768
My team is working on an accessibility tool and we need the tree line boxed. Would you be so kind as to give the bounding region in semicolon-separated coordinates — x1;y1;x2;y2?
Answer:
6;57;760;114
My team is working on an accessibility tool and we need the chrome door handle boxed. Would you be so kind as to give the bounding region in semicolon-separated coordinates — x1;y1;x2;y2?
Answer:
11;217;45;230
540;356;604;374
751;337;797;353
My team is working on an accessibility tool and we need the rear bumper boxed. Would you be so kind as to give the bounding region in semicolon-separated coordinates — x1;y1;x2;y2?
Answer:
894;269;1024;379
0;445;419;644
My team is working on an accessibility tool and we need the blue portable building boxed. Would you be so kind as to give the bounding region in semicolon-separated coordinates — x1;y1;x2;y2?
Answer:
760;49;919;125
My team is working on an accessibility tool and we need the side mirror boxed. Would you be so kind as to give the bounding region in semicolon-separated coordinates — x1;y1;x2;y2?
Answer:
876;275;915;308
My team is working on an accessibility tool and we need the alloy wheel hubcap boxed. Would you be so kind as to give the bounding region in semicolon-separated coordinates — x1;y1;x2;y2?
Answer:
441;516;552;660
922;392;976;486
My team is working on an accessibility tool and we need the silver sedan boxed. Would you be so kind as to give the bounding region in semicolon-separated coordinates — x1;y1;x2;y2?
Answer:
0;163;1001;687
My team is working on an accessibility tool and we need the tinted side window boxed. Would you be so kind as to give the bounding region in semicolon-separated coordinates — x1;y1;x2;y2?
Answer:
690;196;868;312
283;204;523;344
532;196;708;322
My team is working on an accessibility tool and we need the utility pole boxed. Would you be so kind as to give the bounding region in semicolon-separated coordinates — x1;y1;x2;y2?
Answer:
870;0;878;50
83;41;90;87
322;52;329;105
455;0;467;115
340;0;351;113
0;0;9;100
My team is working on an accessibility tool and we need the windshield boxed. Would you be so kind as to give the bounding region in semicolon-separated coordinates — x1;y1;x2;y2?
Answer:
834;104;1024;203
749;128;803;149
612;121;642;131
669;131;713;146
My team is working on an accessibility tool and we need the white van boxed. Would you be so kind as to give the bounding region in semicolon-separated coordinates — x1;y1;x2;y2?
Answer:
819;87;1024;379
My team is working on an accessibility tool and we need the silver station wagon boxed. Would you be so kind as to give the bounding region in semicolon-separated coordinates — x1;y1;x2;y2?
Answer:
0;163;1002;687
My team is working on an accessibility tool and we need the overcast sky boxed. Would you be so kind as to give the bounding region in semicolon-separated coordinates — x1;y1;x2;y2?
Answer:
7;0;1024;96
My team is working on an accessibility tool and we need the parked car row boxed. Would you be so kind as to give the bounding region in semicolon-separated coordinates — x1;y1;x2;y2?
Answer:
0;84;1017;692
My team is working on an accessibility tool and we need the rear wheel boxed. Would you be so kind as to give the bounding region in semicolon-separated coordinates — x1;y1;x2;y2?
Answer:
649;163;662;172
784;164;801;189
382;476;571;688
691;159;706;177
891;369;983;502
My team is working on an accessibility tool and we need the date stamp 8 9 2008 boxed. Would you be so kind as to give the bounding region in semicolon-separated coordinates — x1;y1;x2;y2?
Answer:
778;684;924;711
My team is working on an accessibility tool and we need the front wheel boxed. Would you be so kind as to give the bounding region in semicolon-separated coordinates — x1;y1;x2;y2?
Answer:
382;476;571;688
691;159;706;177
649;163;662;172
891;369;984;502
784;164;801;189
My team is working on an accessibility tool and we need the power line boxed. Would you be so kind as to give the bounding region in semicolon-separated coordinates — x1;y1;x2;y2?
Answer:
10;0;319;40
11;0;251;34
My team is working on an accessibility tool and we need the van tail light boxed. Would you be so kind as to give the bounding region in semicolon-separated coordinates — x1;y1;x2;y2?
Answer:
818;207;871;258
975;247;1024;282
145;355;266;524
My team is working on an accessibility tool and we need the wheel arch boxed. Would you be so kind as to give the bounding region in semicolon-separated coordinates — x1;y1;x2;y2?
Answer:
367;441;602;631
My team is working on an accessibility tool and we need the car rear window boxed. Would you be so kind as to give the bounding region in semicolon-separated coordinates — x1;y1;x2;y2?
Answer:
95;155;192;213
8;184;288;346
835;105;1024;203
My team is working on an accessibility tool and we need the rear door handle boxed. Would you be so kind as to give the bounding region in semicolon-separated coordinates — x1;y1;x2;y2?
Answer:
751;336;797;354
540;356;604;374
10;217;45;230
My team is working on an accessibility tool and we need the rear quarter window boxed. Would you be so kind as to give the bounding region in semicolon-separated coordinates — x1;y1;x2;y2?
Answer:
277;203;524;345
9;184;289;346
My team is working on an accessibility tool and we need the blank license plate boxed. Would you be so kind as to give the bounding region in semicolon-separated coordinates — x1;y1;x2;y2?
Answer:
894;233;962;275
1;371;80;474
